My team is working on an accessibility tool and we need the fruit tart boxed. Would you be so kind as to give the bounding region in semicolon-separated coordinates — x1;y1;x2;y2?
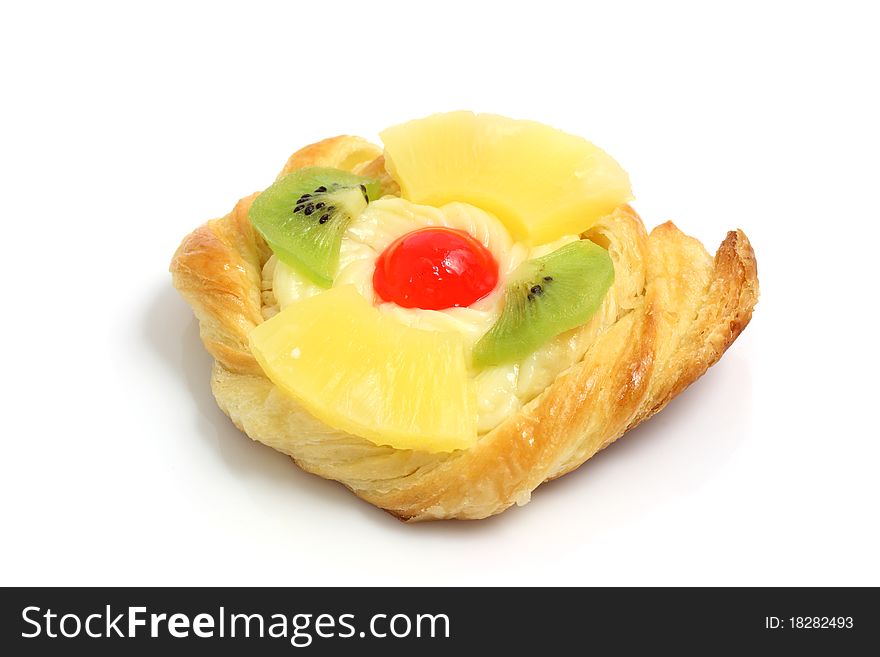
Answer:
171;112;758;521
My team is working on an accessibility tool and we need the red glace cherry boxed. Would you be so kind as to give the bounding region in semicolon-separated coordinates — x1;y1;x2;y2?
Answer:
373;227;499;310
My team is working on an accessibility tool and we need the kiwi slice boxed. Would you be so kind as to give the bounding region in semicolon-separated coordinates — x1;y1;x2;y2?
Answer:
249;167;381;287
473;240;614;367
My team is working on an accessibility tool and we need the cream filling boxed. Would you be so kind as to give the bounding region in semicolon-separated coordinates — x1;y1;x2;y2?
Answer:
268;196;585;434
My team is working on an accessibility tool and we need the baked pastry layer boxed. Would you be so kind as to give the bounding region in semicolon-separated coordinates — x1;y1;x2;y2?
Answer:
170;135;758;521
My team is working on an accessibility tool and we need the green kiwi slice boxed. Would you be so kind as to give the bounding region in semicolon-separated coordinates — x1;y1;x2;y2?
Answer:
473;240;614;367
249;167;381;287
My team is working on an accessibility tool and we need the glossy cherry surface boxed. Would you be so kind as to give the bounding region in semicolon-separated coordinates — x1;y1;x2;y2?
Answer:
373;227;499;310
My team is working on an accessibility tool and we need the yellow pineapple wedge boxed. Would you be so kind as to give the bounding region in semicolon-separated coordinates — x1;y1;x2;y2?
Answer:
249;285;477;452
381;111;633;244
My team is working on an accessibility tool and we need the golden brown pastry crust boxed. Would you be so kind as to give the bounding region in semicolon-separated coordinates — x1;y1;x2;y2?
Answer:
170;136;758;521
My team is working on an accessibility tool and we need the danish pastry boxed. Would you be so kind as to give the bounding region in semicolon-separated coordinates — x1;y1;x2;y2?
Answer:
170;113;758;521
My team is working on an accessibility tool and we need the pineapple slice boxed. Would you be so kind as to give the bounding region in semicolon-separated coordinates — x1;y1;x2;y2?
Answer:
381;111;632;244
249;285;476;452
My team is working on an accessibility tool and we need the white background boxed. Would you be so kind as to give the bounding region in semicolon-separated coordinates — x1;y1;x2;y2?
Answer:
2;1;878;586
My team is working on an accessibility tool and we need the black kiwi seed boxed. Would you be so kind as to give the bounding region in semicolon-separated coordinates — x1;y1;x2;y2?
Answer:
315;202;325;210
304;205;315;215
530;285;544;296
544;276;553;282
527;293;536;301
294;205;304;213
315;186;327;193
319;214;330;224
